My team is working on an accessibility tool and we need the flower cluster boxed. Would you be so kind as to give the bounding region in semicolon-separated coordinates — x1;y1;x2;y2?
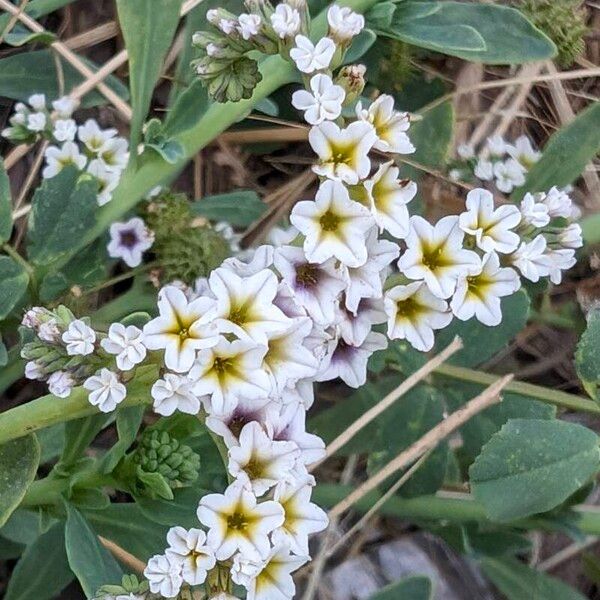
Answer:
450;134;541;194
2;94;128;205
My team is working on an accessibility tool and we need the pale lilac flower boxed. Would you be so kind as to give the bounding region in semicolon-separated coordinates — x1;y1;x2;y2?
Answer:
238;13;262;39
165;527;216;586
474;158;494;181
144;554;183;599
25;360;44;380
52;118;77;142
28;94;46;111
270;4;301;39
62;319;96;356
290;35;336;73
151;373;201;416
107;217;154;267
27;112;46;132
292;74;345;125
100;323;146;371
84;368;126;413
52;96;77;118
48;370;75;398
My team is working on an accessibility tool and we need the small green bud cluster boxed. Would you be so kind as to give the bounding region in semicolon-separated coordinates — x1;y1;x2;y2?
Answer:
144;191;231;284
129;429;200;499
94;574;155;600
520;0;588;67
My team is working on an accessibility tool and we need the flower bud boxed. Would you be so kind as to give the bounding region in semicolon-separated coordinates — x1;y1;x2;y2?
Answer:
335;64;366;105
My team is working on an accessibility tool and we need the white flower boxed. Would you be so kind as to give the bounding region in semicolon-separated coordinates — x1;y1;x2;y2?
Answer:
228;422;299;495
356;94;414;154
459;188;521;254
42;142;87;178
48;370;75;398
151;372;201;416
78;119;117;154
316;330;387;388
362;161;416;239
231;552;263;589
451;252;520;326
84;368;126;413
27;112;47;132
506;135;540;169
291;180;373;267
384;282;452;352
100;323;146;370
263;317;319;393
191;337;271;415
208;267;291;344
540;186;573;219
52;96;77;118
62;319;96;356
474;158;494;181
273;478;328;554
398;215;481;299
238;13;262;39
486;134;506;156
338;297;387;346
38;319;61;343
494;158;526;193
165;527;216;586
28;93;46;111
342;227;399;314
88;158;121;206
143;286;219;373
327;5;364;42
220;245;274;278
270;4;301;39
290;35;336;74
273;246;346;325
457;143;475;160
558;223;583;249
520;192;550;228
309;120;376;184
101;136;129;171
25;360;44;380
238;543;308;600
509;234;549;282
144;554;183;599
106;217;154;267
53;118;77;142
543;248;576;285
292;74;345;125
197;480;285;560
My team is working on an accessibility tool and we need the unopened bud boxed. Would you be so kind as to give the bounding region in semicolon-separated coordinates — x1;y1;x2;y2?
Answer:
335;64;366;104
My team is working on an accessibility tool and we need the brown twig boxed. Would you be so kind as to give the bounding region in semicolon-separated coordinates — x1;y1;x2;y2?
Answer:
327;374;513;520
98;535;146;574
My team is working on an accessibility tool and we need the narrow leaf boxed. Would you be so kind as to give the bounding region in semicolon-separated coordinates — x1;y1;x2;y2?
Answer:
0;159;12;242
0;256;29;320
368;576;433;600
192;190;268;226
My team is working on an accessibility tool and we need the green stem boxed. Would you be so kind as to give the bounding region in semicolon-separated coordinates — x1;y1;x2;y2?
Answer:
433;363;600;415
0;348;25;395
313;485;600;536
0;364;158;445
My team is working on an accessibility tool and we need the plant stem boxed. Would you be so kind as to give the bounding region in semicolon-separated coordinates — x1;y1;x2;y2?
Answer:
433;363;600;415
0;364;158;445
313;485;600;536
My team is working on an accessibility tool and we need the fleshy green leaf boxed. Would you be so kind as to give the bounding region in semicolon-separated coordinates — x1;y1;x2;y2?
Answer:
59;414;110;470
101;406;145;474
27;167;98;267
372;1;556;64
481;557;587;600
0;49;129;107
0;256;29;320
368;576;433;600
136;487;206;529
4;522;73;600
164;80;211;137
116;0;184;149
576;308;600;400
192;190;268;226
470;419;600;521
65;504;123;597
0;159;12;242
0;435;40;528
434;291;530;367
515;101;600;201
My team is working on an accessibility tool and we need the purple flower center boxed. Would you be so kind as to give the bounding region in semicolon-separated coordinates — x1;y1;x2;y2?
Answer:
295;263;320;289
119;229;140;249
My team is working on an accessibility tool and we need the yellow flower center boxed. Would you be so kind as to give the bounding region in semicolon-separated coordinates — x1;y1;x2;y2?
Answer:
319;211;341;232
227;511;250;532
395;296;422;320
245;455;267;480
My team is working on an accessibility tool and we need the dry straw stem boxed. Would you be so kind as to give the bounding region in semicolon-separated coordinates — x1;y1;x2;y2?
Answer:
0;0;133;121
99;535;146;574
310;337;463;470
327;374;513;520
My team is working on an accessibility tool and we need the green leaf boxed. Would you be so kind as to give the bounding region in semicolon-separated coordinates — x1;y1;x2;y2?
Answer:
576;308;600;400
27;167;98;267
85;503;170;562
117;0;184;149
0;49;129;107
368;576;433;600
37;423;65;464
164;79;211;137
136;487;206;529
0;536;24;560
4;522;73;600
0;256;29;320
59;414;110;470
368;385;448;498
434;291;530;367
0;1;79;31
0;435;40;528
65;504;123;597
481;557;587;600
4;29;56;47
345;28;377;63
0;335;7;367
192;190;268;226
0;509;43;546
470;419;600;521
515;102;600;201
137;469;174;500
100;406;145;474
0;159;12;242
374;2;556;64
